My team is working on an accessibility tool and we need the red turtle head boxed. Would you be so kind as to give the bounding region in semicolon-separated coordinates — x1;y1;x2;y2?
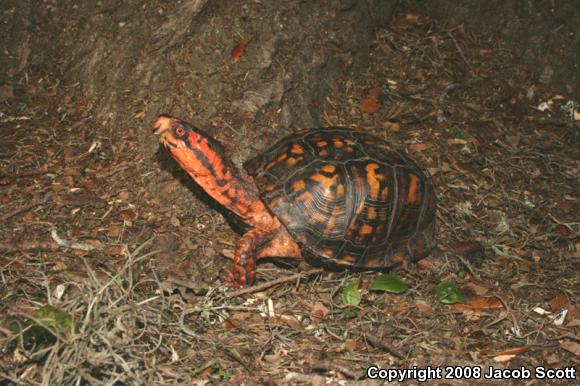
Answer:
153;115;227;178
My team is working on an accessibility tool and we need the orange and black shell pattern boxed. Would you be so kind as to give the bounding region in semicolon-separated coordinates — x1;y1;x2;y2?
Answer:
244;128;436;270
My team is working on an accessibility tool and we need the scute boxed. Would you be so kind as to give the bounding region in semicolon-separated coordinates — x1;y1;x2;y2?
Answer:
244;128;436;269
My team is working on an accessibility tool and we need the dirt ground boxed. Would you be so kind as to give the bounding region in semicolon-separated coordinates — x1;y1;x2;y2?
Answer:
0;3;578;386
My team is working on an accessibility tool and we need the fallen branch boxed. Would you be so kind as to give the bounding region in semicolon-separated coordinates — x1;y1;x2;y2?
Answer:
0;240;60;252
364;334;405;360
225;268;324;298
50;229;97;251
1;202;44;222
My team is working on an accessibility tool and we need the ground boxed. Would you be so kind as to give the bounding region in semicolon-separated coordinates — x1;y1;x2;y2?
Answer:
0;5;579;386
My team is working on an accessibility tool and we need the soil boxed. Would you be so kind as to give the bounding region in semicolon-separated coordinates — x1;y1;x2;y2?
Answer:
0;1;578;385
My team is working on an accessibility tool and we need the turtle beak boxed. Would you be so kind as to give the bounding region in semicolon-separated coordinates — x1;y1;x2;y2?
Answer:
153;115;174;136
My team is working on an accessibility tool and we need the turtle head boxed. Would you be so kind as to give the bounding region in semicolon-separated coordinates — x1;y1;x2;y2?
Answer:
154;115;227;178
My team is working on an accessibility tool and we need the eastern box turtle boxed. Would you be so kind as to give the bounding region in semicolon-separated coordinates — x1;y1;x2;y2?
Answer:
154;116;436;287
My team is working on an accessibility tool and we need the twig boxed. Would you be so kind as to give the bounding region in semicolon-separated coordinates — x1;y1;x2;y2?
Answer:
285;372;343;384
1;202;44;222
0;240;60;252
364;334;405;359
0;169;56;180
447;30;474;76
224;268;324;297
313;360;359;379
50;228;97;251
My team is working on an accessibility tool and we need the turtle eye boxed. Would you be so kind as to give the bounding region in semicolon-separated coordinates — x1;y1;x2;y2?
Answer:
174;126;186;137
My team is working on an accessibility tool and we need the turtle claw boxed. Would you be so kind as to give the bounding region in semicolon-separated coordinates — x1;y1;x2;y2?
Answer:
221;268;243;288
221;267;255;288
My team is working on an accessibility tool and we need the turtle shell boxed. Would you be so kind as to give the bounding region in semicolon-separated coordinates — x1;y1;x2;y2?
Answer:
244;128;436;269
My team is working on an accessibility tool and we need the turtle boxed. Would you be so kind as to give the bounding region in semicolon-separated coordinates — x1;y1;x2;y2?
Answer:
154;115;436;287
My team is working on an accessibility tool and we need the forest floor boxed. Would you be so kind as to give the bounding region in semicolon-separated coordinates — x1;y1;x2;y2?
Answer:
1;11;578;386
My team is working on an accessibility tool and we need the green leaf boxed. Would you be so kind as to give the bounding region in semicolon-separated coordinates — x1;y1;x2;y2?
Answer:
341;280;361;306
218;369;232;379
33;304;77;336
436;281;467;304
342;309;358;319
370;274;407;294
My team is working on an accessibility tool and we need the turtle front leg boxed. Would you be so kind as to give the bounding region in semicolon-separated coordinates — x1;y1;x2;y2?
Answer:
222;228;271;288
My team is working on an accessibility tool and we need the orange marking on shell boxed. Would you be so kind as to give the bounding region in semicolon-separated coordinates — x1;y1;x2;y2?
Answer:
296;191;314;206
268;196;283;209
316;141;328;147
286;157;300;168
345;147;354;153
407;174;419;204
324;206;342;235
312;212;327;224
360;223;374;235
364;256;381;267
368;207;377;220
265;182;276;192
291;143;305;154
336;184;345;198
266;159;278;170
319;149;329;157
292;179;306;191
339;254;357;264
321;164;336;173
320;248;334;258
309;172;337;190
277;152;288;162
380;186;389;201
333;138;344;148
365;163;381;200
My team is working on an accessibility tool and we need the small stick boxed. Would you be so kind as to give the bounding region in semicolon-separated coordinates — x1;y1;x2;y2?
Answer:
225;268;324;297
0;240;60;252
364;334;405;359
1;202;44;222
313;360;359;379
447;30;475;76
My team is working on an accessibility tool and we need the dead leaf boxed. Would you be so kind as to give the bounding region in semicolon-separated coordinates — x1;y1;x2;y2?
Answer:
134;110;146;120
494;346;530;357
170;216;181;227
415;303;433;316
493;354;516;363
392;14;420;29
382;121;400;132
231;35;254;63
505;135;521;148
343;340;358;351
467;295;505;311
311;301;329;325
466;281;492;296
567;318;580;328
548;291;570;312
454;241;486;268
280;314;302;330
569;305;580;319
360;88;380;113
557;201;572;214
222;319;239;330
0;85;14;102
447;138;468;145
264;353;281;364
407;143;432;152
559;340;580;357
477;48;493;59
